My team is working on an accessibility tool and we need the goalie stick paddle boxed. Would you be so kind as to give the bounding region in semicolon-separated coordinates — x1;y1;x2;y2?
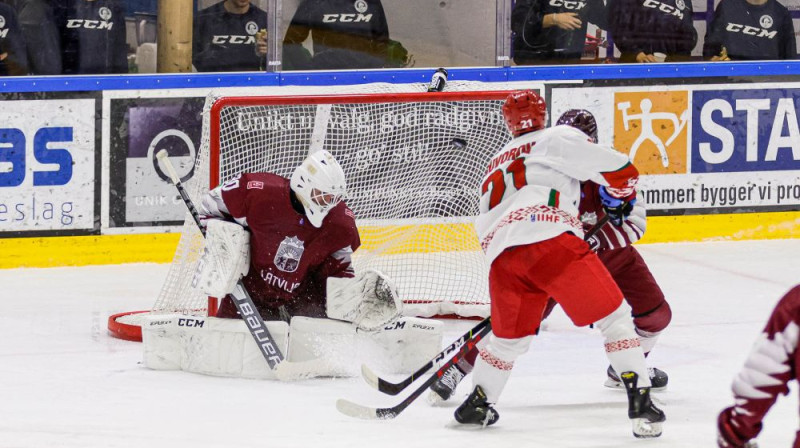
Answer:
156;150;286;370
336;320;492;420
361;316;490;395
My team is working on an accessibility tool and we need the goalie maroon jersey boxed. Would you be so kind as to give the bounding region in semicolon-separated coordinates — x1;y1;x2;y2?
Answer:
53;0;128;74
718;285;800;447
192;1;268;72
215;172;360;318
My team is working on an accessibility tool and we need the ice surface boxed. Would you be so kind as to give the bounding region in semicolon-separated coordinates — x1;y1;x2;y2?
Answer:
0;239;797;448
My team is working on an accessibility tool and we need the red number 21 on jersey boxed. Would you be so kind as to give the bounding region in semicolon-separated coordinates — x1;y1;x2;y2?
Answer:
481;157;527;210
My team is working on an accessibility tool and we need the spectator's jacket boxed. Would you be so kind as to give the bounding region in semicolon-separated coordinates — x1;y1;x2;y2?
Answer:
0;2;29;75
283;0;390;70
193;1;268;72
54;0;127;74
512;0;607;63
608;0;696;57
704;0;796;60
12;0;61;75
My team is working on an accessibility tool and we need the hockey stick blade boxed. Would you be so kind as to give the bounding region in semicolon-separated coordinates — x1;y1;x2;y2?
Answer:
337;321;492;420
360;316;491;395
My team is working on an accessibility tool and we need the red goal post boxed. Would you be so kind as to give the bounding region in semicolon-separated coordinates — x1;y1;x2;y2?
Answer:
109;84;518;341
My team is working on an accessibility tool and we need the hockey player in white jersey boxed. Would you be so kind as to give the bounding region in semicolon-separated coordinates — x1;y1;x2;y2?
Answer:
454;90;665;438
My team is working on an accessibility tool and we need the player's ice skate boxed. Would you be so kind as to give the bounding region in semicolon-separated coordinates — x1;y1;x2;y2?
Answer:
454;385;499;427
620;371;666;438
427;364;466;404
606;365;669;391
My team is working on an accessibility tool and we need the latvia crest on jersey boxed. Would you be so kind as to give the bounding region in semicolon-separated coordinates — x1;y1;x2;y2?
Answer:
274;236;305;273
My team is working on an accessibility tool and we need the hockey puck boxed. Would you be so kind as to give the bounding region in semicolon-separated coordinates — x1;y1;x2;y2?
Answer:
451;138;467;148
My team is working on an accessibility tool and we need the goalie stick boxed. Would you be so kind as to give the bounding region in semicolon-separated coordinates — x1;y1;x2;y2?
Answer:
359;213;611;396
157;150;285;370
336;319;492;420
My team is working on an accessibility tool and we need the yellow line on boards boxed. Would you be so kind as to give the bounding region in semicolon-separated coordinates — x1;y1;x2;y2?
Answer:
0;211;798;268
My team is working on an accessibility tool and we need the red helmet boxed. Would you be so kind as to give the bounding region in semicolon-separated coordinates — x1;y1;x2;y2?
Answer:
502;90;547;137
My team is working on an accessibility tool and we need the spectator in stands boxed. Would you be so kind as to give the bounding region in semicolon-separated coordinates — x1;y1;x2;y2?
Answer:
607;0;696;63
2;0;60;75
704;0;797;61
53;0;128;74
0;2;28;75
511;0;608;65
193;0;268;72
282;0;410;70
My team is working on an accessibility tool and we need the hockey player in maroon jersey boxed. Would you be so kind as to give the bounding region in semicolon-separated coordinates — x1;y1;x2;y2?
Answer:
198;149;398;328
717;285;800;448
450;90;665;437
559;109;672;390
429;109;671;403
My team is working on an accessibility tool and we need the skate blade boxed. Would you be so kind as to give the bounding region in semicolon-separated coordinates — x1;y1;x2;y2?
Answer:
631;419;663;438
604;378;667;392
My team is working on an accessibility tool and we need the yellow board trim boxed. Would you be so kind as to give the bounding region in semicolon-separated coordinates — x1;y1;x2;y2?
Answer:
1;211;799;268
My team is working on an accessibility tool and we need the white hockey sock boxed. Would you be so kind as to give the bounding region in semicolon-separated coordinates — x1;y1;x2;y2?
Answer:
470;334;532;403
596;302;650;388
636;328;661;356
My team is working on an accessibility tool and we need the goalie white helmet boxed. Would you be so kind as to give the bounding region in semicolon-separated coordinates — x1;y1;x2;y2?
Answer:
290;150;347;227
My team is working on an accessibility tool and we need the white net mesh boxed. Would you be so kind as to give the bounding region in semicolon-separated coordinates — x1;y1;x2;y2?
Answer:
153;81;518;318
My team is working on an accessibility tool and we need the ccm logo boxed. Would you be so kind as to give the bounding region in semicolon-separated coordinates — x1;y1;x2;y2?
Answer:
212;35;256;45
178;318;205;328
322;13;372;23
66;20;114;30
725;23;777;39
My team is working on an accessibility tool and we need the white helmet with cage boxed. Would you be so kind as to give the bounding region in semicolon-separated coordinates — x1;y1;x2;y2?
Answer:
290;150;347;227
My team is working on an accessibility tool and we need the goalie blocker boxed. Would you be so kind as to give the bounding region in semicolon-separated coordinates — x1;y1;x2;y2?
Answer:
143;220;442;378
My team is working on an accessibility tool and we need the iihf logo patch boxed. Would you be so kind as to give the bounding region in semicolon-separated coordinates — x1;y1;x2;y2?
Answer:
0;15;6;29
274;236;305;273
246;21;259;35
354;0;368;13
99;7;112;21
760;15;773;29
675;0;685;10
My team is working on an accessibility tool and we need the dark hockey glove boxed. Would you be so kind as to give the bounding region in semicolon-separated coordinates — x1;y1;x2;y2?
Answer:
717;408;759;448
599;186;635;227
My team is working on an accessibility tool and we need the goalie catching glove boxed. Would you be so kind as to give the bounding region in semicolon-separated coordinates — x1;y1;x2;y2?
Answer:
326;269;403;332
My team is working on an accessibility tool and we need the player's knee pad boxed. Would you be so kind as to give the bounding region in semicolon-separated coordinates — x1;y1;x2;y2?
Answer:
287;315;443;376
633;300;672;334
595;301;637;342
142;314;289;380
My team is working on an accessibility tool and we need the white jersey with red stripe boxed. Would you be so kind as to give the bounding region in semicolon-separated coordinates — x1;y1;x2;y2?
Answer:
476;125;638;265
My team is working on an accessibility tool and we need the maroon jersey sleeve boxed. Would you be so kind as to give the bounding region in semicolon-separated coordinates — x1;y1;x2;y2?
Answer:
719;284;800;446
580;181;646;252
315;204;361;280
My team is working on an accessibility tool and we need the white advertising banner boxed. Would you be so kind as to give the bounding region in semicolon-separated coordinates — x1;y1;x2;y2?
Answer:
0;99;95;232
550;82;800;212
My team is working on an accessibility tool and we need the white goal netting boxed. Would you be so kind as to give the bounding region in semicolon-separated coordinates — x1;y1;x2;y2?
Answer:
152;81;523;319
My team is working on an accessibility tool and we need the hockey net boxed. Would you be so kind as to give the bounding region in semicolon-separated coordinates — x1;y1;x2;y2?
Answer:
110;81;520;341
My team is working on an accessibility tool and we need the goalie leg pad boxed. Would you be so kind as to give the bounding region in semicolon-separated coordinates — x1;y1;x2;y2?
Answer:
193;219;250;298
358;316;444;374
142;314;289;380
286;316;444;376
